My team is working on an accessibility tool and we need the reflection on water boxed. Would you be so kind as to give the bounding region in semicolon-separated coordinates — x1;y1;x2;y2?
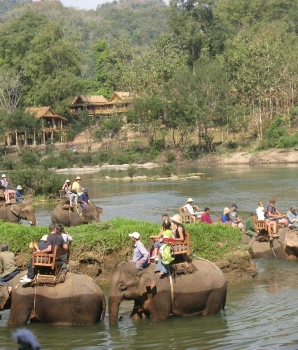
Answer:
35;164;298;226
1;260;298;349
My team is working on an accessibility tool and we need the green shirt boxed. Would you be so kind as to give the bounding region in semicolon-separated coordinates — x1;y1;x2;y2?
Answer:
245;216;256;232
0;251;17;277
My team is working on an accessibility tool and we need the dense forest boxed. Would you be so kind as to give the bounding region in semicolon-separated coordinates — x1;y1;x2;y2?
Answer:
1;0;298;164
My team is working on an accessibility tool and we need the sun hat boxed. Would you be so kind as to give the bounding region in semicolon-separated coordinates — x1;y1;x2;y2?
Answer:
76;176;81;180
171;214;182;224
128;232;140;239
66;179;70;182
1;243;8;251
187;198;194;203
223;207;230;214
1;174;6;178
16;185;22;190
232;203;238;209
84;188;88;192
290;205;296;210
28;241;38;250
40;235;48;241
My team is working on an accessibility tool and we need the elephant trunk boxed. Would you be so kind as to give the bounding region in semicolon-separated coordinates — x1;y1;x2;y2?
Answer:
108;295;122;326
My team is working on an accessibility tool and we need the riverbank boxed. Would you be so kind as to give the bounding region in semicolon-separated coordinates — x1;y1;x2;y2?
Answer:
53;149;298;176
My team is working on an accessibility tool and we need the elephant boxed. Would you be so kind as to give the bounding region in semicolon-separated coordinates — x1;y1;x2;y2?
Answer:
243;227;298;260
51;202;103;227
6;272;105;326
108;259;227;326
0;200;36;225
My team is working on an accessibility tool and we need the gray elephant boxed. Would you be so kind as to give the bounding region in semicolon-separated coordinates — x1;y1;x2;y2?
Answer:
6;272;105;326
243;228;298;259
51;202;103;227
0;200;36;225
108;259;227;326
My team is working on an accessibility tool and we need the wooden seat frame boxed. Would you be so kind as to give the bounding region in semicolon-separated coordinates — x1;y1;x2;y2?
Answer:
170;232;190;255
179;207;201;224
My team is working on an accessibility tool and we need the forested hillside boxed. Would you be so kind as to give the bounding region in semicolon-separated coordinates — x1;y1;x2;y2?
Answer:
1;0;298;168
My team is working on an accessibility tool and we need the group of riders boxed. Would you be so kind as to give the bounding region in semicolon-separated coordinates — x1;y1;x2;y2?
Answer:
61;177;91;210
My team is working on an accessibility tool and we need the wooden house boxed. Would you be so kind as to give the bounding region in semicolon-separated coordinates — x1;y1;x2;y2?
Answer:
5;107;68;146
69;92;133;116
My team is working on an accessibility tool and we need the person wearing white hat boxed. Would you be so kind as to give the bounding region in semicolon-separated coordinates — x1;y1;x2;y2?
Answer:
183;198;202;222
128;232;149;270
70;176;84;207
14;185;24;203
0;174;15;204
171;214;186;242
287;205;298;230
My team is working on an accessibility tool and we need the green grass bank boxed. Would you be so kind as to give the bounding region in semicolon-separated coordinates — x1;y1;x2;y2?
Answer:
0;219;256;283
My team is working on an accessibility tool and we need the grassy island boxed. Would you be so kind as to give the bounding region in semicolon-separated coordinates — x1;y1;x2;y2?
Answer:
0;219;256;283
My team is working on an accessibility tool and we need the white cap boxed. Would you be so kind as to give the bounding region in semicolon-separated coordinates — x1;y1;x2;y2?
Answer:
128;232;140;239
2;174;6;178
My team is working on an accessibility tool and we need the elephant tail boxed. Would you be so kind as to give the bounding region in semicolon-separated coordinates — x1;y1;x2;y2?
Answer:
222;287;227;310
101;294;106;322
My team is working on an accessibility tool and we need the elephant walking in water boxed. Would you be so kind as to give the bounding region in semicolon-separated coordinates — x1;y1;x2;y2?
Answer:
51;202;103;227
6;272;105;326
108;259;227;325
0;200;36;225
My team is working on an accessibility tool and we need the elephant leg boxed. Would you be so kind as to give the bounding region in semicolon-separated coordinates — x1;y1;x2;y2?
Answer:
144;291;172;321
8;301;31;326
130;301;150;320
202;288;226;316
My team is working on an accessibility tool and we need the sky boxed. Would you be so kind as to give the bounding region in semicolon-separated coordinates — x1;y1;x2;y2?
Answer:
60;0;103;10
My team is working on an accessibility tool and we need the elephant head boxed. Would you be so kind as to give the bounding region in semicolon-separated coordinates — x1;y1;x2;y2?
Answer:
10;200;36;225
84;204;103;223
0;283;10;310
108;261;155;326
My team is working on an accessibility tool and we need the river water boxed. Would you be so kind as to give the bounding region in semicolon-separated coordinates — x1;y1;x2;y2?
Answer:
1;260;298;349
1;164;298;349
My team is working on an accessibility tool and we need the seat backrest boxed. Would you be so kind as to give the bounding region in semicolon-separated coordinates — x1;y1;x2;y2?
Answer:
170;232;190;255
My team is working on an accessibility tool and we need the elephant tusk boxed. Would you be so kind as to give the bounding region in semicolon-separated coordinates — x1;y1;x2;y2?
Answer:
29;221;33;225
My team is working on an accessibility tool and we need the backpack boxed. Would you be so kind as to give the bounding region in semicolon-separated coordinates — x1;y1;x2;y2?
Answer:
160;243;174;265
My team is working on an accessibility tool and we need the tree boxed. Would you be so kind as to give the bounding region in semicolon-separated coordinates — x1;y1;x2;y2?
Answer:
0;69;23;114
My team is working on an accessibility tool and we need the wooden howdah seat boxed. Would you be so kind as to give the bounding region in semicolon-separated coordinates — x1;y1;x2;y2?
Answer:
170;232;190;256
179;207;201;224
32;245;68;284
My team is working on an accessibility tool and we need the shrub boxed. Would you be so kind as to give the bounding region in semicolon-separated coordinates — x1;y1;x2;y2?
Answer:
161;163;175;177
0;157;15;170
127;164;138;178
165;151;176;163
21;151;40;167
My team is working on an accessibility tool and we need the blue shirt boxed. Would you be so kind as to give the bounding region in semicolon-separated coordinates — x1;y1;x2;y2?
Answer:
14;190;23;203
79;193;89;203
132;240;149;263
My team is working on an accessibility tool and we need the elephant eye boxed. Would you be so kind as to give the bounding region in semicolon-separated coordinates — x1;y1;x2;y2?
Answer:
119;283;126;291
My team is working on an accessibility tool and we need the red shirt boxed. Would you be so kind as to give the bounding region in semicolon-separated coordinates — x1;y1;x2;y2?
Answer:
201;212;213;224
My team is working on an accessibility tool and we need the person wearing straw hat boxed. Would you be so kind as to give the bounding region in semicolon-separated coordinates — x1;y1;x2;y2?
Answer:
184;198;202;221
221;207;233;225
69;176;84;207
14;185;24;203
171;214;185;242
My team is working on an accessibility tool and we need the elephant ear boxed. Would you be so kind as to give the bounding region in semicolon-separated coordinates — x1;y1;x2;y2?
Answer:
10;204;20;216
137;269;156;296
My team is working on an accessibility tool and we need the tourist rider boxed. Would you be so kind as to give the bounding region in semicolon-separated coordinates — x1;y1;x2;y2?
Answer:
183;198;202;221
229;204;244;232
79;188;91;210
0;243;20;293
0;174;14;204
69;176;84;207
221;207;234;226
171;214;185;242
62;179;71;192
256;201;277;239
287;205;298;230
245;213;259;238
150;219;172;261
265;198;288;240
14;185;24;203
201;207;213;224
20;224;68;283
128;232;149;270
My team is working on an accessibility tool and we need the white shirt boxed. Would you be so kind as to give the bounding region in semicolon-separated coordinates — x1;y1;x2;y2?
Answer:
256;206;265;220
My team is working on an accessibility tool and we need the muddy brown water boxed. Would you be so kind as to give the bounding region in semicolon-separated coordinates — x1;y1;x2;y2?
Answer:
1;164;298;349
